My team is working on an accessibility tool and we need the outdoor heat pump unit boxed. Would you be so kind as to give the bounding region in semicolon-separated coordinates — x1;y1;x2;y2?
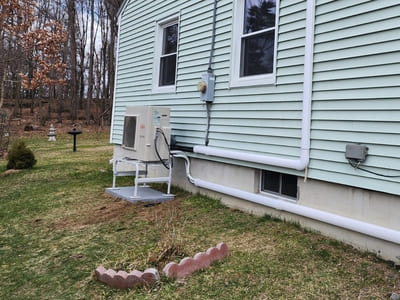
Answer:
122;105;171;162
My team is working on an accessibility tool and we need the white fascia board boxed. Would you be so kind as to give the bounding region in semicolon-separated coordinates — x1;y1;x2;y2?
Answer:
116;0;131;20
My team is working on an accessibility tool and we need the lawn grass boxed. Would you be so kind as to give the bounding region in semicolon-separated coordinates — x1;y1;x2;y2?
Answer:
0;131;399;299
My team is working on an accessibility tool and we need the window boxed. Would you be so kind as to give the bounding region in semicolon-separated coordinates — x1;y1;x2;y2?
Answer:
153;16;179;93
261;170;297;199
231;0;277;87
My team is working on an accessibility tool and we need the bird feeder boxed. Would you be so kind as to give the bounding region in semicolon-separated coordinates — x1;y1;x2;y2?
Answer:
67;124;82;152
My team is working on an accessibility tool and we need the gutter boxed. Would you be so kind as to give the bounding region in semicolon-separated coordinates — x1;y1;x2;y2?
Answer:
194;0;316;171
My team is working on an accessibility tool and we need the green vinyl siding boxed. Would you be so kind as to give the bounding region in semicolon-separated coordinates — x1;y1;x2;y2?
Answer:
112;0;307;161
113;0;400;195
308;0;400;195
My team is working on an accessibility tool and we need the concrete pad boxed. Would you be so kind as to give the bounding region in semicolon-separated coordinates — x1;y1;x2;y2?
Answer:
105;186;174;203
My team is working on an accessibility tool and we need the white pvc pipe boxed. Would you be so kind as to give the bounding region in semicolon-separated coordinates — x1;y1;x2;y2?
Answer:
172;151;400;244
194;146;309;171
193;178;400;245
194;0;316;171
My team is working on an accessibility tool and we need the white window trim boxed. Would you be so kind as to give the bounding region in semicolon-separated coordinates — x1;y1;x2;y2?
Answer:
152;15;179;94
230;0;279;88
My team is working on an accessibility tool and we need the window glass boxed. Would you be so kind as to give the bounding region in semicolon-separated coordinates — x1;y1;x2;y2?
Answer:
262;170;280;193
241;30;275;76
281;173;297;198
244;0;276;34
155;19;178;90
261;170;297;199
159;54;177;86
239;0;276;78
162;24;178;55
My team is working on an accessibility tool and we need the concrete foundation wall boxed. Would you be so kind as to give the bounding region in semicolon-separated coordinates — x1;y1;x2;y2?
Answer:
171;156;400;265
298;180;400;232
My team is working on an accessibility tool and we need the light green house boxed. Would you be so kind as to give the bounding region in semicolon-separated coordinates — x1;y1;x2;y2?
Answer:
110;0;400;264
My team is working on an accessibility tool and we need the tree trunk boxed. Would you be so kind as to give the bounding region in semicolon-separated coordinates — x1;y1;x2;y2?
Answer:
67;0;78;121
0;69;5;109
77;0;88;110
86;0;96;125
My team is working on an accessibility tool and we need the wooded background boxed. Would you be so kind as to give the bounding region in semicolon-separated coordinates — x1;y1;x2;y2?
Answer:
0;0;124;126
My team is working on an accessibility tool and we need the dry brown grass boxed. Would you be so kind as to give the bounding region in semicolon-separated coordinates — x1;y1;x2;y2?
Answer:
1;134;399;300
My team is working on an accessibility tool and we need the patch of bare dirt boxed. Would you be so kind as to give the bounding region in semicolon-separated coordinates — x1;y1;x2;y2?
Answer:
49;198;136;230
49;196;184;231
0;169;22;177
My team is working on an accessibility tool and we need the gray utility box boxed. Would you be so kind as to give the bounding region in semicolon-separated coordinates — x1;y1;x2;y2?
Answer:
345;144;368;162
199;72;215;102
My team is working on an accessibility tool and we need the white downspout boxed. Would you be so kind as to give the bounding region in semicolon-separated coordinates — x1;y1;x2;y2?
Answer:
194;0;316;171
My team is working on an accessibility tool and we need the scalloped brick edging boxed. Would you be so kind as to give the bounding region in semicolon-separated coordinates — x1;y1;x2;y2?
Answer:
95;266;159;289
163;242;229;279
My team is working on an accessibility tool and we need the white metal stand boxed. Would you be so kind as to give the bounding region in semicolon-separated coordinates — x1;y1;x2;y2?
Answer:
111;158;172;199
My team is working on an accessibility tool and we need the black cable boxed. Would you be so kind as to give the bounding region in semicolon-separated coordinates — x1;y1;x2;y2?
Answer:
160;128;173;169
205;102;212;146
154;128;173;170
208;0;217;72
204;0;217;146
348;160;400;178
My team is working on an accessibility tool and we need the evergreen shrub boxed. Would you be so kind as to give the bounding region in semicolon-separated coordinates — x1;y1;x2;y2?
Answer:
6;140;37;170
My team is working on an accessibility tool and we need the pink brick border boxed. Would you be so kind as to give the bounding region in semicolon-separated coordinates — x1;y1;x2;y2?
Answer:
95;266;159;289
163;242;229;279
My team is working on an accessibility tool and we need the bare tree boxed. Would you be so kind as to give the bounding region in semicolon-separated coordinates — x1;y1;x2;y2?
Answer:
76;0;88;110
0;0;35;110
67;0;78;121
86;0;97;124
0;0;124;126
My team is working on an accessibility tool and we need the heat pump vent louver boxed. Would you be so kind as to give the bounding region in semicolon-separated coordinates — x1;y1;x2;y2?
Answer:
122;116;137;149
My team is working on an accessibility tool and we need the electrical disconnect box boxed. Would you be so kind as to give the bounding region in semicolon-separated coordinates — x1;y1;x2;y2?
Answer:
345;144;368;162
198;72;215;102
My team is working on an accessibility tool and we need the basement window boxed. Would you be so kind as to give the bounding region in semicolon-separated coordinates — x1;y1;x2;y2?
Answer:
261;170;297;199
